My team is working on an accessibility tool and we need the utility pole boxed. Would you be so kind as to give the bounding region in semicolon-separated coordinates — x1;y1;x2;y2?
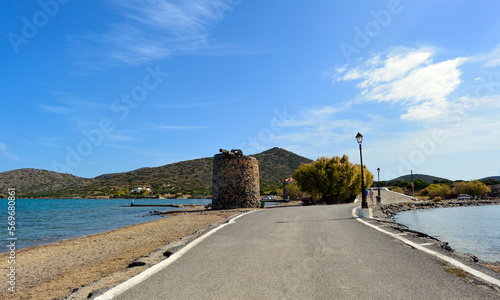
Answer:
411;170;415;199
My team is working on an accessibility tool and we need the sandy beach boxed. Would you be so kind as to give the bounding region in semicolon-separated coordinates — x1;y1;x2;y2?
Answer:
1;208;247;300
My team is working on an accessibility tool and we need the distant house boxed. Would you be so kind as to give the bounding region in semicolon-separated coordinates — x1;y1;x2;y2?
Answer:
130;187;152;194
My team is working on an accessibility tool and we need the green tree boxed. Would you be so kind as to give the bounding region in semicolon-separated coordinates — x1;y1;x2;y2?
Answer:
293;155;373;204
413;179;430;190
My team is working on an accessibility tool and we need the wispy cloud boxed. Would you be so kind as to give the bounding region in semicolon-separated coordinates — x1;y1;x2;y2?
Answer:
156;98;242;109
0;142;21;161
69;0;244;69
154;125;209;130
40;137;64;148
267;103;380;159
38;105;71;114
106;143;172;157
278;103;353;128
106;134;142;142
335;47;466;121
469;44;500;67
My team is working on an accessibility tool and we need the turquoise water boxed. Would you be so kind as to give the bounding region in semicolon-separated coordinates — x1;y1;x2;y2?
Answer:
1;198;211;252
394;205;500;262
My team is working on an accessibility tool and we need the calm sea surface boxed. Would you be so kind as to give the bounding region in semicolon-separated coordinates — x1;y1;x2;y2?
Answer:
393;205;500;262
1;198;211;252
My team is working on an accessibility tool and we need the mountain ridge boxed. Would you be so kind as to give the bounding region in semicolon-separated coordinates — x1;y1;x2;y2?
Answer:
0;147;312;198
388;174;449;184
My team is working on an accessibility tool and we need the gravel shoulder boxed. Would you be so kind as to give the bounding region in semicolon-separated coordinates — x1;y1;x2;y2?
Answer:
0;207;249;300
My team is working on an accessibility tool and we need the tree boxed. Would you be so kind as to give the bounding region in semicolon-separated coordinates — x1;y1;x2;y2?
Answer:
413;179;430;190
481;178;500;186
293;155;373;204
454;180;491;197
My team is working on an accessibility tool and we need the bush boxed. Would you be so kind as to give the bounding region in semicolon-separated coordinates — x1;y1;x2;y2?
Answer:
283;182;307;200
421;184;451;199
454;180;491;196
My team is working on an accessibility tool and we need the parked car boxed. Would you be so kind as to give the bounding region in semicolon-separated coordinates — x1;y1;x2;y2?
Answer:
457;194;472;201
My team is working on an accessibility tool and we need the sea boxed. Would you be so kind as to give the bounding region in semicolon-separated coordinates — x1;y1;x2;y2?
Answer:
1;198;212;252
393;205;500;262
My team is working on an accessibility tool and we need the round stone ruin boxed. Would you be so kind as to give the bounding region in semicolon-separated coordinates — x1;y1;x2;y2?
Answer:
212;149;260;209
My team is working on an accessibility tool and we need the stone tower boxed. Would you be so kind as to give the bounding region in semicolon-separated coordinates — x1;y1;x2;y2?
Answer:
212;149;260;209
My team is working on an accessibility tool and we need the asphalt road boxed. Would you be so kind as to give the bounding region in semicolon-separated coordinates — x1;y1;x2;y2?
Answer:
107;204;500;299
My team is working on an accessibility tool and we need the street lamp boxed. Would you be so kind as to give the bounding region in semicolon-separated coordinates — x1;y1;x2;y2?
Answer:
377;167;381;206
356;132;368;209
377;168;381;198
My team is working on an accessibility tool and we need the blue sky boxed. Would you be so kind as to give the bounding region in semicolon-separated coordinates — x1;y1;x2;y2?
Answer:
1;0;500;181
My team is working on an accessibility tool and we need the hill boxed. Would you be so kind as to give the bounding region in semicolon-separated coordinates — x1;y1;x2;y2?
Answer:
251;147;312;191
479;176;500;181
0;147;312;198
389;174;449;184
0;168;94;196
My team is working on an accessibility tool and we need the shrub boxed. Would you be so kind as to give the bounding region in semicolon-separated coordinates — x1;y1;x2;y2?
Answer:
454;180;491;196
421;184;451;199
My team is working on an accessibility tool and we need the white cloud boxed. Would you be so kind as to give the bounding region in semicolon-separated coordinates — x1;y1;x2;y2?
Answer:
70;0;243;68
336;47;466;121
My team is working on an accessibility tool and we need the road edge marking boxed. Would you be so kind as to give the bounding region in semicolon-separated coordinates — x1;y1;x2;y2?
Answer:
351;207;500;288
95;210;258;299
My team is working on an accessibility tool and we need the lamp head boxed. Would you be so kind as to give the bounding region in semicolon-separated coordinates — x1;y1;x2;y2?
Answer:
377;167;380;173
356;132;363;144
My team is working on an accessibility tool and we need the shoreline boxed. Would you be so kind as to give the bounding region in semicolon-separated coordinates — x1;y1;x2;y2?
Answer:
0;207;251;299
373;199;500;273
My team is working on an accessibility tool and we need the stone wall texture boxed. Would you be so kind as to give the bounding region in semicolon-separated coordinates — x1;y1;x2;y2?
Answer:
212;154;260;209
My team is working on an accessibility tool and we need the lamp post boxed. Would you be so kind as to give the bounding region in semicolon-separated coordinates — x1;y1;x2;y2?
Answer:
376;167;381;207
377;168;381;198
356;132;368;209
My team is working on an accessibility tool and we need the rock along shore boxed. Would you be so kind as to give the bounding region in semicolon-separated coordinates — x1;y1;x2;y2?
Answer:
380;199;500;219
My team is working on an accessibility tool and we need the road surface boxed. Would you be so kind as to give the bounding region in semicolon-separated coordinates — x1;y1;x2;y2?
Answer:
99;204;500;299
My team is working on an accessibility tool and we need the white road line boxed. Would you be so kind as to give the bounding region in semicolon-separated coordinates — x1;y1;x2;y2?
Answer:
95;210;258;300
419;243;434;246
352;207;500;288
